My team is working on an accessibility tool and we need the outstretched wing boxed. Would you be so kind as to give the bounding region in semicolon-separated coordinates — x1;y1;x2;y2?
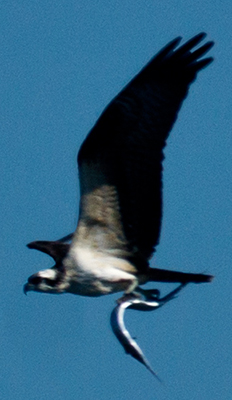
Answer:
74;33;214;269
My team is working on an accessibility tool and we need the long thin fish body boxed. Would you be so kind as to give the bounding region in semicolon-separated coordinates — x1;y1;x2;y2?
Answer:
110;299;162;381
110;284;187;379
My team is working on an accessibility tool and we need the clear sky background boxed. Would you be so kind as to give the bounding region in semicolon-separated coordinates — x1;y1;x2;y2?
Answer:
1;1;231;399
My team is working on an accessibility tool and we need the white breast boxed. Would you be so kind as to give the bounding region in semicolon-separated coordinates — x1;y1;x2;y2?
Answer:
63;245;137;297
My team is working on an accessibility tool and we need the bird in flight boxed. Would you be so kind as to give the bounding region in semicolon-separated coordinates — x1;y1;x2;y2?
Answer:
24;32;214;377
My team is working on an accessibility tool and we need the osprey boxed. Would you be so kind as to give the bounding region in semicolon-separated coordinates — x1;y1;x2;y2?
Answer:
24;33;214;377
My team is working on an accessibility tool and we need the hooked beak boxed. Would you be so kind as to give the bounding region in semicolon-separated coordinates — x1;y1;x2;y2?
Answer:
23;282;31;295
23;273;39;295
23;283;30;295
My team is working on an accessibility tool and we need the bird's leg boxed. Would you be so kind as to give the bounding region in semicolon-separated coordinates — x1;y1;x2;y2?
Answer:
117;283;187;307
128;283;188;311
116;277;140;304
117;283;187;311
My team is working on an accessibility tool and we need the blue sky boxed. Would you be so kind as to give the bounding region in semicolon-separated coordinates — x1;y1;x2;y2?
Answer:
1;1;232;399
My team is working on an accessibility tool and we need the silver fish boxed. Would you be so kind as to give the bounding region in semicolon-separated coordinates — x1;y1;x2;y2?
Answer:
110;284;187;380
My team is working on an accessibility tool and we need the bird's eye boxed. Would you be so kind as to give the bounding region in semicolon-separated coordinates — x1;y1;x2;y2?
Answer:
28;275;57;287
44;278;56;287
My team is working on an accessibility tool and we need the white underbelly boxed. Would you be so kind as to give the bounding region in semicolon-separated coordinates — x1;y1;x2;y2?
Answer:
63;246;137;297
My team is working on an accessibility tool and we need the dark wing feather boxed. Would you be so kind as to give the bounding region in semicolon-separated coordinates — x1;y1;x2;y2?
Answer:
76;33;214;267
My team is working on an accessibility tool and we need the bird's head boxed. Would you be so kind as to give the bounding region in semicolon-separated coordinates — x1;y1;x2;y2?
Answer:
24;239;70;295
23;268;66;294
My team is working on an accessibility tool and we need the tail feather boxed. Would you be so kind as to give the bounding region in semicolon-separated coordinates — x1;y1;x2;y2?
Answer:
147;267;213;284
